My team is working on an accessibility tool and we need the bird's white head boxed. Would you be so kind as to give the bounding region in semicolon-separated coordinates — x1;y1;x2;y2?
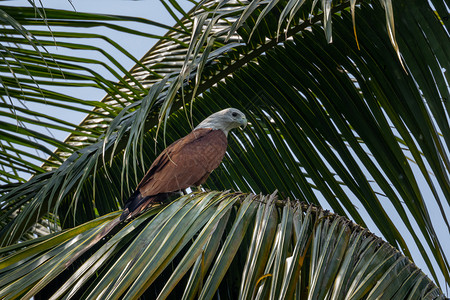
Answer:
195;108;247;136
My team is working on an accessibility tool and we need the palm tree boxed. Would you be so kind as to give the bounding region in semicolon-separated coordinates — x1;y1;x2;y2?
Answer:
0;0;448;298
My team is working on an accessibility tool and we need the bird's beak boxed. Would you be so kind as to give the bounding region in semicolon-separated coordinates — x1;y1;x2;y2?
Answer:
240;117;248;130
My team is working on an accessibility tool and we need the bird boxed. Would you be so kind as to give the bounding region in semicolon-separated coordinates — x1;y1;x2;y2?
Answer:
120;107;247;220
66;108;247;267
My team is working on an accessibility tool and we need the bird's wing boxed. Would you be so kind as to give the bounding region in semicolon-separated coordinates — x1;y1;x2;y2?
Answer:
137;128;228;198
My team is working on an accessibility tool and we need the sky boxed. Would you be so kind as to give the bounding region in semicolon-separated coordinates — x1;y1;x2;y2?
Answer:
4;0;450;291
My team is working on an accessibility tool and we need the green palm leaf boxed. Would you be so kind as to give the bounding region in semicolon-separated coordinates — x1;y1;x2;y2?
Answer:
0;4;180;182
0;192;445;299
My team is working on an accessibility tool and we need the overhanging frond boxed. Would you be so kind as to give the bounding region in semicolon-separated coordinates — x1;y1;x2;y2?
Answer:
0;5;178;182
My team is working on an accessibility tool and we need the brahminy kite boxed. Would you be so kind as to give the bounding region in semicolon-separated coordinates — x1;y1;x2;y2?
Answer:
120;107;247;220
67;108;246;267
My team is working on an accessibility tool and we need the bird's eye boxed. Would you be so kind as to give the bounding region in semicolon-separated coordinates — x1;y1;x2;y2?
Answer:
232;112;238;117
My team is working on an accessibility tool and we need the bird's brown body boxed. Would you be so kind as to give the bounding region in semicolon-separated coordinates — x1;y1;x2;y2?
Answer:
121;128;227;219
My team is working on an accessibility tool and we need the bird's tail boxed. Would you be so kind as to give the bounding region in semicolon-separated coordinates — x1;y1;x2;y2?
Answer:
120;191;167;221
65;215;122;268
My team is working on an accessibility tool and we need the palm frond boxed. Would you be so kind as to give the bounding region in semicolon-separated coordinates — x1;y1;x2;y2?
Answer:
0;5;180;182
0;192;444;299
